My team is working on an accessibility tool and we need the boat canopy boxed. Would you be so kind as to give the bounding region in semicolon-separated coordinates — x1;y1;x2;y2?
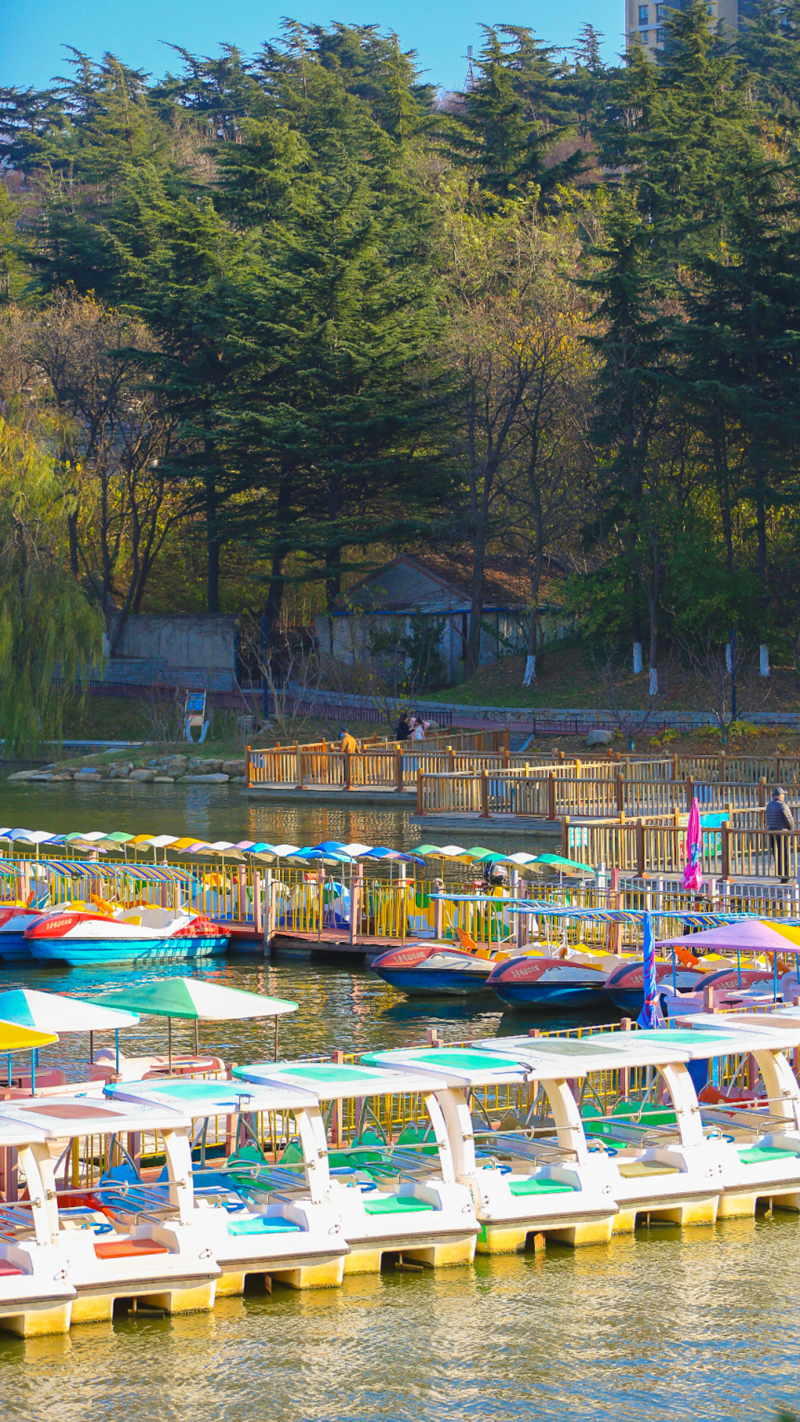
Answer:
105;1076;316;1114
0;1018;58;1053
94;977;298;1022
360;1046;531;1088
0;1094;191;1139
234;1060;450;1101
0;988;139;1033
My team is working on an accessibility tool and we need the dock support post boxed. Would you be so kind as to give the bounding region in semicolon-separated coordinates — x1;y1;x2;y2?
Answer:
417;771;423;816
253;869;262;937
349;882;359;947
395;747;404;793
548;773;556;821
245;744;251;788
480;770;489;819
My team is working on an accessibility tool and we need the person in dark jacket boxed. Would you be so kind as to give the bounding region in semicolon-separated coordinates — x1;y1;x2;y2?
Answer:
395;712;411;742
766;787;795;882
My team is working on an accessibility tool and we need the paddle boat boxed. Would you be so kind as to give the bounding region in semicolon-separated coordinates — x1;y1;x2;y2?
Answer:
672;1012;800;1218
24;906;229;966
486;947;631;1011
0;1112;77;1335
370;939;516;996
360;1044;622;1250
604;957;773;1017
0;1092;221;1324
473;1028;753;1232
0;902;116;964
233;1060;479;1272
104;1077;348;1291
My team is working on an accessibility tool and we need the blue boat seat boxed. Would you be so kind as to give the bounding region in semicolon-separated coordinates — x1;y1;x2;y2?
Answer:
227;1215;303;1236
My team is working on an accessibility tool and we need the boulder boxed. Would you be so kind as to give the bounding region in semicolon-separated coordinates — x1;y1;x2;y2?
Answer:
129;768;156;783
183;772;230;784
586;728;614;748
222;760;247;778
165;754;188;771
6;770;37;781
188;757;224;774
165;759;187;780
154;775;175;784
108;767;130;779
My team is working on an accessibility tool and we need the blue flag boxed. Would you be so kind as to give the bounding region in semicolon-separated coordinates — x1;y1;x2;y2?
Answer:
637;913;658;1030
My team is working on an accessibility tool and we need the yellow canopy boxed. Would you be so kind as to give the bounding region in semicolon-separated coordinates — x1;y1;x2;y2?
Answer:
0;1018;58;1051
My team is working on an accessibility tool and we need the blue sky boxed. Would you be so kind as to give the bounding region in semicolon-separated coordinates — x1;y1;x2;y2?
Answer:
2;1;625;95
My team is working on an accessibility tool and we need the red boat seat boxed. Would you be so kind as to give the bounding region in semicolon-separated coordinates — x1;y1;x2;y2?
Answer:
94;1237;170;1260
0;1259;24;1276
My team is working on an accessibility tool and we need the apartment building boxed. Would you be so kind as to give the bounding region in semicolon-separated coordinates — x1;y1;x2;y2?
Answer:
625;0;752;54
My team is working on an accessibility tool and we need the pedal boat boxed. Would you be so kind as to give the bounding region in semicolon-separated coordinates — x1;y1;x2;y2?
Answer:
106;1076;349;1292
669;1012;800;1219
233;1060;479;1272
360;1044;622;1251
0;1093;220;1324
0;1114;76;1335
473;1028;768;1234
25;906;229;967
370;940;516;996
605;957;772;1016
486;948;629;1011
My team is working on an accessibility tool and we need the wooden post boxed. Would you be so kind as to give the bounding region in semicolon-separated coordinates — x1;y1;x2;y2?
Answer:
237;864;246;922
447;745;455;772
721;821;731;879
295;741;302;790
267;877;277;945
434;893;444;941
758;776;766;808
685;775;693;809
480;769;490;819
615;773;624;815
719;751;726;784
562;816;570;857
672;753;678;782
417;770;424;816
349;882;359;947
253;869;262;937
344;750;352;791
245;744;251;788
503;746;510;769
394;746;403;793
636;818;645;880
504;726;511;754
548;773;556;821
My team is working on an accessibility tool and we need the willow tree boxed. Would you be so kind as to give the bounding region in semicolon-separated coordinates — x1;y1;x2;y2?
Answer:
0;418;104;753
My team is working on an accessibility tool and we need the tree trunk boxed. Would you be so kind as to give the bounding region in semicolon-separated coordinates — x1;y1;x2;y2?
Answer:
264;470;293;644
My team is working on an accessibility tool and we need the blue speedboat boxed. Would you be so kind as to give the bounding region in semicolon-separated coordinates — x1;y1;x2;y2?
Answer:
371;942;505;996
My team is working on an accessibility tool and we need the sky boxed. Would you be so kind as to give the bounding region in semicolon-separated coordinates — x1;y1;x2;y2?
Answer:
1;0;625;95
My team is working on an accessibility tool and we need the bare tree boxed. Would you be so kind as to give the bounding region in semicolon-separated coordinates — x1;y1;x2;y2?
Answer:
677;628;765;745
21;291;189;650
593;642;670;751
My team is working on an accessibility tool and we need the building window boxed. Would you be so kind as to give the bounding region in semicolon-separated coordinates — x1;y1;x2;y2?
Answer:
656;27;666;42
638;4;649;22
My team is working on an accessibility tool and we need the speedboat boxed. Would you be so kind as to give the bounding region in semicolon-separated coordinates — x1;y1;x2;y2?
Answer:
486;948;629;1011
25;906;229;966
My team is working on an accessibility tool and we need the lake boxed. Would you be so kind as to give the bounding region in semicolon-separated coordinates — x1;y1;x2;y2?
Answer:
1;781;797;1422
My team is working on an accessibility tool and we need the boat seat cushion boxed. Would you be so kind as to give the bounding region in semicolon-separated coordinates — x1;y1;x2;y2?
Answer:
94;1237;170;1260
738;1145;800;1165
363;1194;435;1216
616;1160;681;1178
227;1216;302;1236
508;1177;576;1197
0;1259;24;1276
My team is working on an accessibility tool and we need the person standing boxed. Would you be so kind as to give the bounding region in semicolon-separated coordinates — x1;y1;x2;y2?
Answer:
766;787;795;882
395;711;411;741
340;727;358;754
412;716;426;741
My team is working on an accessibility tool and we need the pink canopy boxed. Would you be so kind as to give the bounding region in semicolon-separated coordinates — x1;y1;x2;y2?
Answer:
657;920;800;955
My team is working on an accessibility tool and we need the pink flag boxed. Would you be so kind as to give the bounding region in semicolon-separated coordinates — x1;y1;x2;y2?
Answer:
682;797;703;893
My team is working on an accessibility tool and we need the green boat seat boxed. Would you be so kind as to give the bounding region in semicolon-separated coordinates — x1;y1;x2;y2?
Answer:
616;1160;681;1178
362;1194;435;1216
227;1216;302;1236
508;1177;576;1197
738;1145;800;1165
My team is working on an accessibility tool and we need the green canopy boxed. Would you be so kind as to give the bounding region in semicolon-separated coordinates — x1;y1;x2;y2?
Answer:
533;853;595;875
96;977;298;1021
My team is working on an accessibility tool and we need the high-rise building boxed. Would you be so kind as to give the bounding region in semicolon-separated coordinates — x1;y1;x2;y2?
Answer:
625;0;754;56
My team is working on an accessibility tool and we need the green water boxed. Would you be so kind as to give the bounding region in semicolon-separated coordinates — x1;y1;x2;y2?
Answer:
1;782;797;1420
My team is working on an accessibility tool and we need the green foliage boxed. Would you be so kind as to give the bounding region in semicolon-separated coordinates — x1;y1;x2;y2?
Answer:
0;418;104;753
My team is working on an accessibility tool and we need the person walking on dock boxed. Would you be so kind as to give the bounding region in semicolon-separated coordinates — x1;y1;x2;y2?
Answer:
766;787;795;882
340;727;358;754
